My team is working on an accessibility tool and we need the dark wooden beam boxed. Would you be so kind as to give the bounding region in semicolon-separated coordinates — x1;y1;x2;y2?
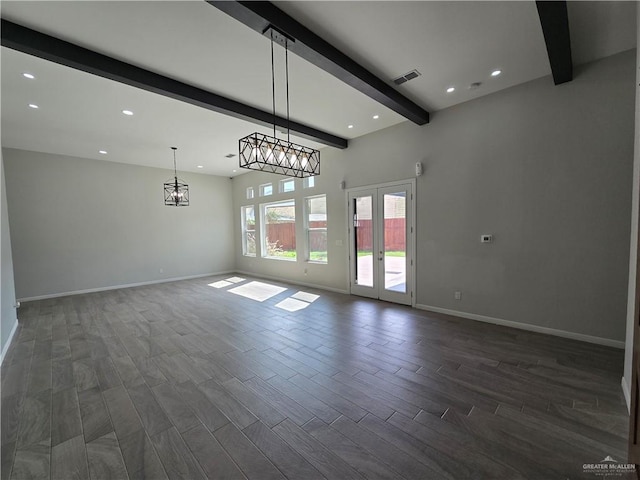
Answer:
0;19;348;149
536;1;573;85
208;1;430;125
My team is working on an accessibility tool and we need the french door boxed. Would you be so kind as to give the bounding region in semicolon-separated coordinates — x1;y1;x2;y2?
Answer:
348;182;414;305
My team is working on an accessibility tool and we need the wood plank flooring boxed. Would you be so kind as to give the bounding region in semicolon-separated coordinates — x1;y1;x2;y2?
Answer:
1;274;629;479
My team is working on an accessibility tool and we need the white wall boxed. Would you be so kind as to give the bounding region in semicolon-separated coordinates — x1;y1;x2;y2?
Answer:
3;149;235;299
1;154;18;362
234;49;636;345
623;5;640;411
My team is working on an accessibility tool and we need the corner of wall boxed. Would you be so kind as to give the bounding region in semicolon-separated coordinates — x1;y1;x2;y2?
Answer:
623;376;632;414
1;152;19;362
622;1;640;415
0;319;18;365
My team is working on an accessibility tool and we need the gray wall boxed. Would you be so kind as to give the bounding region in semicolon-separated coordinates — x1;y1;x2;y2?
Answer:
623;7;640;408
233;49;636;344
3;149;235;299
1;154;18;361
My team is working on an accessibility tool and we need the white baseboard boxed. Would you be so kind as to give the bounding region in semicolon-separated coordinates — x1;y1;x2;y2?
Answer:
1;318;19;365
235;270;349;295
17;271;234;302
622;376;631;414
415;304;625;349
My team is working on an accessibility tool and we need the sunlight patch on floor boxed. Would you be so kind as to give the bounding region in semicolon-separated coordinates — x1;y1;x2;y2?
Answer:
209;280;232;289
275;297;312;312
226;277;245;283
291;291;320;303
229;281;287;302
276;290;321;311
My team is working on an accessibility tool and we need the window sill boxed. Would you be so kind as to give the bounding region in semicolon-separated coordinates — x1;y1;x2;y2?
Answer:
262;256;297;262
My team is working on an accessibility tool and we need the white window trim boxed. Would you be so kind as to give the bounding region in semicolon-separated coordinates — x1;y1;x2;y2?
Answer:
259;183;273;197
304;194;328;264
279;178;296;193
241;205;256;257
260;199;297;261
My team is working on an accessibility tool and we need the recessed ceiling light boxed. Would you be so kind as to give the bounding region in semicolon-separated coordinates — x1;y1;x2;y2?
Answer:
22;73;35;79
28;104;39;109
348;124;354;129
122;110;133;116
446;87;455;93
491;70;502;77
197;165;204;169
373;115;379;120
99;150;107;155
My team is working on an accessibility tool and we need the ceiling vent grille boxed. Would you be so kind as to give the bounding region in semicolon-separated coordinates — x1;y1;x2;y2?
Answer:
392;69;422;86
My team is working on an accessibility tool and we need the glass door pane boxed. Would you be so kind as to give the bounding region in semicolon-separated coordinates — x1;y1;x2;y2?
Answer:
354;196;374;287
382;192;407;293
349;183;412;306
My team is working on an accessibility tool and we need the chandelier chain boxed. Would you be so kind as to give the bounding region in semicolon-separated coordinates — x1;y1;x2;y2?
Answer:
286;39;290;143
270;31;276;139
172;147;177;177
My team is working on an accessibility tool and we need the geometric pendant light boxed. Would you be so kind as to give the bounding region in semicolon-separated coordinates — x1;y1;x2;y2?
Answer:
163;147;189;206
239;131;319;178
239;26;319;178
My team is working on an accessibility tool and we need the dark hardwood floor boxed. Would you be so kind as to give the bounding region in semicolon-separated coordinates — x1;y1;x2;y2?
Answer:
1;274;629;479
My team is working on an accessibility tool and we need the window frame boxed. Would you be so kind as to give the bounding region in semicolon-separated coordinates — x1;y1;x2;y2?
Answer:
303;176;315;189
259;183;273;197
279;178;296;193
241;205;256;257
260;199;297;262
304;194;328;264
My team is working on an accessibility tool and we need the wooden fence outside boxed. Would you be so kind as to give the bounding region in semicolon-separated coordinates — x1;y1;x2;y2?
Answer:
355;218;406;251
265;219;406;252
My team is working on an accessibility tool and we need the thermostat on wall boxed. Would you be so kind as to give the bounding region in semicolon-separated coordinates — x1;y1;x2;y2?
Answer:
481;234;493;243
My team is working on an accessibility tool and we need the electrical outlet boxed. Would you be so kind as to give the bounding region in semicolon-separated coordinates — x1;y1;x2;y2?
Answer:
481;234;493;243
159;268;164;274
454;291;462;300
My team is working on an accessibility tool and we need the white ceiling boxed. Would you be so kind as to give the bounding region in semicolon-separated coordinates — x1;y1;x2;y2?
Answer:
1;1;636;177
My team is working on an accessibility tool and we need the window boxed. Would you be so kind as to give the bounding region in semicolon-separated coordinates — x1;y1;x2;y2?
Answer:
262;200;296;260
303;176;315;189
259;183;273;197
280;178;295;193
305;195;327;263
241;206;256;256
246;187;254;199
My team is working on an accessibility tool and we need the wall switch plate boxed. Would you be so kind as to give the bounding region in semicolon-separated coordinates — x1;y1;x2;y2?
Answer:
481;234;493;243
454;291;462;300
336;239;343;246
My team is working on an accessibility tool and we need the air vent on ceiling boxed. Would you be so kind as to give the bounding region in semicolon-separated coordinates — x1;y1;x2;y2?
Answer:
393;69;422;86
225;153;236;158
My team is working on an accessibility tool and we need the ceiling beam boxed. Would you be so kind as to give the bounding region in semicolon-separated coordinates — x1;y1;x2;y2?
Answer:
208;1;430;125
0;19;348;149
535;1;573;85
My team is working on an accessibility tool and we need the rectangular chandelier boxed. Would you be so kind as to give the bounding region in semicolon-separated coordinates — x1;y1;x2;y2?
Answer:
239;132;320;178
164;178;189;206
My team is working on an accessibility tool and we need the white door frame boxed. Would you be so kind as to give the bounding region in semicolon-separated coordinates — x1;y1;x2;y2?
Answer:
346;179;416;307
